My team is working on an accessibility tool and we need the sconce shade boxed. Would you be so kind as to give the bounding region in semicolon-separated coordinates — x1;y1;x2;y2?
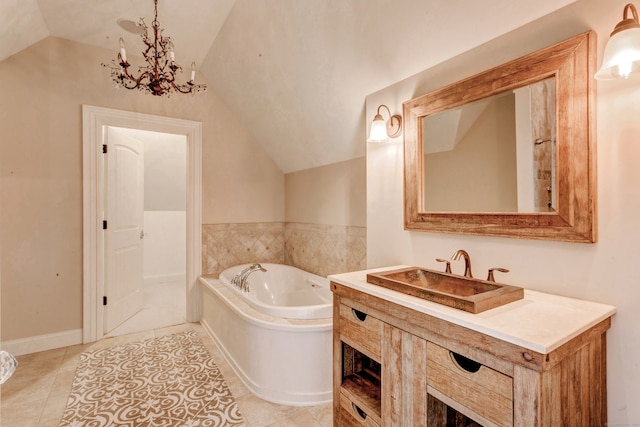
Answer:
368;114;389;142
595;3;640;79
367;105;403;142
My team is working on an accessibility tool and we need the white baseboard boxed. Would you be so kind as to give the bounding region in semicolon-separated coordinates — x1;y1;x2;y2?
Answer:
0;329;83;357
144;274;186;286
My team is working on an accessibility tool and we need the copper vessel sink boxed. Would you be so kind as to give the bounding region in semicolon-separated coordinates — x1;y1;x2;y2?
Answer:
366;267;523;313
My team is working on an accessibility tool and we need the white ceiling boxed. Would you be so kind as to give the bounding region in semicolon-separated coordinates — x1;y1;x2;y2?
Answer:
0;0;576;173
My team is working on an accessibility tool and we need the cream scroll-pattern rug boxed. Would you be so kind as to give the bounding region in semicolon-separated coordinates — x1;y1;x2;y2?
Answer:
60;330;244;426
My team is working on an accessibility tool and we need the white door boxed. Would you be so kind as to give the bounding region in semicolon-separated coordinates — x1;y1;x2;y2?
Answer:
104;127;145;334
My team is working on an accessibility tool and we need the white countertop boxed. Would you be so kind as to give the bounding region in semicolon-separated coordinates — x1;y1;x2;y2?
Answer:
329;266;616;354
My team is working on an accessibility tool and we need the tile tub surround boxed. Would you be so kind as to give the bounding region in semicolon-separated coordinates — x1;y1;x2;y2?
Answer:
284;223;366;278
202;222;366;278
202;223;286;277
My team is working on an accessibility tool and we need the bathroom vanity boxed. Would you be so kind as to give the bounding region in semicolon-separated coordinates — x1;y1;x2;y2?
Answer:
329;266;615;426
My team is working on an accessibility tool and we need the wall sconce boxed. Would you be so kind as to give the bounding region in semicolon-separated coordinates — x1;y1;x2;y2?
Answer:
368;104;403;142
595;3;640;79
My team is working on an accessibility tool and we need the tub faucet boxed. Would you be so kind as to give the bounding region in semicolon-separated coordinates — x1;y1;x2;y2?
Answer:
231;263;261;289
239;263;267;292
451;249;473;278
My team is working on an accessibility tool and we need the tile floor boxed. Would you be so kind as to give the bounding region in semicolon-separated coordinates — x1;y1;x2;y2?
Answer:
0;323;333;426
106;280;187;337
1;282;332;426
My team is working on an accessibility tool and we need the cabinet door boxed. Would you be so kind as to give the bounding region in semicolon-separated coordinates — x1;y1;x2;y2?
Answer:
382;324;427;426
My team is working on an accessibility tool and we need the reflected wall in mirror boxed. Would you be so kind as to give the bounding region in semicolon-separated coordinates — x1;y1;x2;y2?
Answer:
422;77;556;213
403;31;596;242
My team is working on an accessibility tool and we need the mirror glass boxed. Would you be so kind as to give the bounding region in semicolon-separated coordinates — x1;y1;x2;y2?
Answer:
422;77;556;213
403;31;596;243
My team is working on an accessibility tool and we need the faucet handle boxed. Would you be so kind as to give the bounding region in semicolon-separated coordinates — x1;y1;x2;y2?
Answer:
435;258;452;273
487;267;510;282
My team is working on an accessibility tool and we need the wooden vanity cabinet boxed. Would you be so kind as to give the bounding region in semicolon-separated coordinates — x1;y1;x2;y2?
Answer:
332;281;610;427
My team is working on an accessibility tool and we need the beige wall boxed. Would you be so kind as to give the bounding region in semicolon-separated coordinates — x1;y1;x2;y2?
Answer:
366;0;640;422
285;157;366;227
0;37;284;341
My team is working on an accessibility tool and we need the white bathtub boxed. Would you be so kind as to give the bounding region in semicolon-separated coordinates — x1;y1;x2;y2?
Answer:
199;263;333;406
218;263;333;319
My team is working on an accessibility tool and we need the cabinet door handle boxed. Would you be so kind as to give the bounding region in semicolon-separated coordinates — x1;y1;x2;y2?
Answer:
351;308;368;322
450;351;482;373
352;403;368;420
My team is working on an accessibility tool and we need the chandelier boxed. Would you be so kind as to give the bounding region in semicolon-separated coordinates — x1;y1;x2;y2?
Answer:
102;0;207;96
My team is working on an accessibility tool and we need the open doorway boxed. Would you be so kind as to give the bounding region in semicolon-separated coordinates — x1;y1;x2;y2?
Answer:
82;105;202;343
104;127;187;337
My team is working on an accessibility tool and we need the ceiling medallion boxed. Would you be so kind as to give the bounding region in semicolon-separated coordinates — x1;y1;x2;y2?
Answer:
102;0;206;96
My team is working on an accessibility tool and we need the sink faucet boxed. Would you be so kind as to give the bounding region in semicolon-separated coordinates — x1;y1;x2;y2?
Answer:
451;249;473;278
435;258;452;273
487;267;509;282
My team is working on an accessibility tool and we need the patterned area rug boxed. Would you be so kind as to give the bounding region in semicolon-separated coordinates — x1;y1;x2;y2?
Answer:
60;330;244;427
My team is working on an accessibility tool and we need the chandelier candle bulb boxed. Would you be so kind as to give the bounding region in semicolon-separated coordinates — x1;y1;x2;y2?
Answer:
101;0;207;96
118;38;127;63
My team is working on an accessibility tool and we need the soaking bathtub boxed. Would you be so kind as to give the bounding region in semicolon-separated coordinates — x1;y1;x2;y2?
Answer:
199;263;333;406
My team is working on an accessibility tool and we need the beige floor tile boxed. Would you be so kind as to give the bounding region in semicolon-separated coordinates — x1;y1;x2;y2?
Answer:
39;393;70;426
265;408;322;427
1;280;335;427
1;370;57;407
36;417;64;427
105;281;186;338
235;394;301;427
153;322;194;337
1;324;335;427
107;329;156;346
16;347;66;365
308;403;334;426
49;368;76;396
0;397;46;427
221;370;252;400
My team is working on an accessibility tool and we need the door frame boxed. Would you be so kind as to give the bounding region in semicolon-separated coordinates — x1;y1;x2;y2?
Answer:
82;105;202;343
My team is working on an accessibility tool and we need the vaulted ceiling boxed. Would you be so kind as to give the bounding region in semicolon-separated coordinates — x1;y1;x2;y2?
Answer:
1;0;575;173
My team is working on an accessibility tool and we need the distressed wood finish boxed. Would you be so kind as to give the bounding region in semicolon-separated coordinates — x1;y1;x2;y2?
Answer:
339;392;381;426
381;325;427;426
403;31;597;242
537;331;607;426
332;282;610;426
427;342;513;426
335;294;383;426
339;303;383;360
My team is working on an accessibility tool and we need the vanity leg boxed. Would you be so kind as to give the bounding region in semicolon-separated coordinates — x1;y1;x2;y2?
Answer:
514;365;541;426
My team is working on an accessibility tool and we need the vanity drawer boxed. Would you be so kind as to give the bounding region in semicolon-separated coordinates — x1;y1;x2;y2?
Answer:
339;392;381;427
339;304;382;360
427;342;513;427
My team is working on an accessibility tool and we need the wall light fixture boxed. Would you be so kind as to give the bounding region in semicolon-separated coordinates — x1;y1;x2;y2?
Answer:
595;3;640;79
368;104;403;142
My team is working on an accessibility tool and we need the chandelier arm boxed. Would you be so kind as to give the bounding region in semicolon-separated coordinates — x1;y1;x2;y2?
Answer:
103;0;206;96
174;83;195;94
122;68;149;90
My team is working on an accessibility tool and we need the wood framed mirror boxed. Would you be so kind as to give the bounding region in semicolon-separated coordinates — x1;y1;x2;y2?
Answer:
403;31;596;242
